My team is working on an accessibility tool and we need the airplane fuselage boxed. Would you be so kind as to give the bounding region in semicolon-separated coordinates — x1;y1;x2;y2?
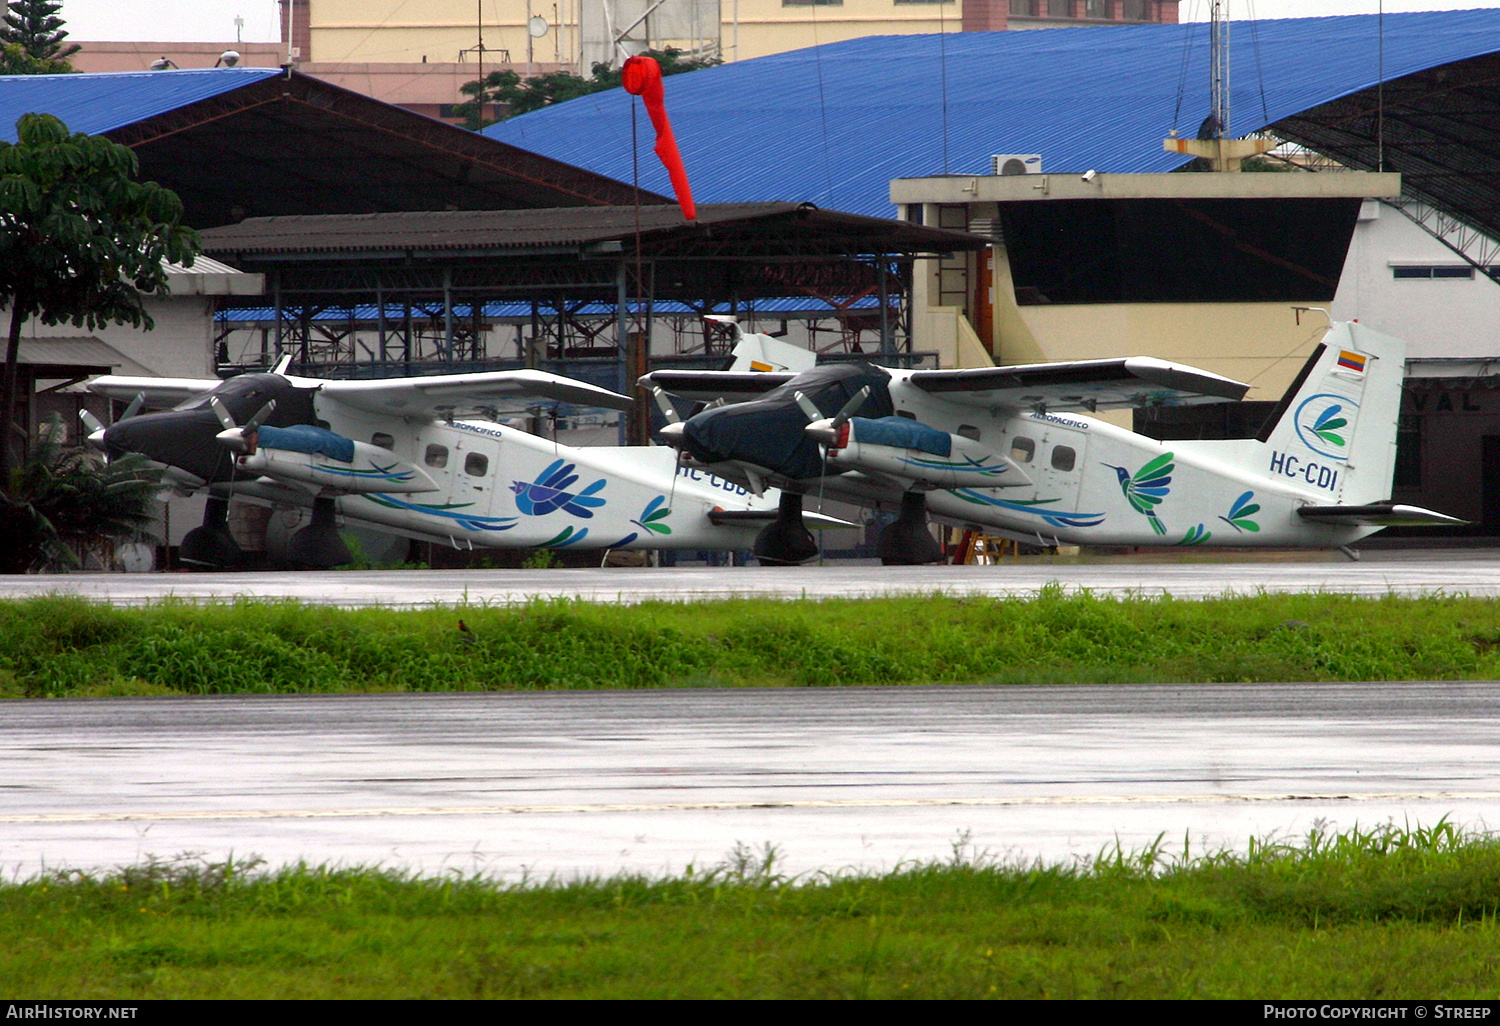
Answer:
864;394;1366;548
228;403;773;552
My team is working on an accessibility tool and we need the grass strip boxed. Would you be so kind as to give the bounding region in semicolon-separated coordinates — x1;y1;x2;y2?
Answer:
3;589;1500;697
5;821;1500;998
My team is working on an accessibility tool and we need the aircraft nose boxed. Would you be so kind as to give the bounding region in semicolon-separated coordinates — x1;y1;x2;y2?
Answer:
681;402;825;480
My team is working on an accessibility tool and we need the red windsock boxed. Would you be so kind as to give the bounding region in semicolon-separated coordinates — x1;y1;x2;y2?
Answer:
622;55;696;221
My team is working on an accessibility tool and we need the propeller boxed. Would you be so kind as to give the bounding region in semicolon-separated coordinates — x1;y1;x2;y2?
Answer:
211;398;277;454
649;386;686;446
79;391;146;451
646;384;689;504
801;385;870;447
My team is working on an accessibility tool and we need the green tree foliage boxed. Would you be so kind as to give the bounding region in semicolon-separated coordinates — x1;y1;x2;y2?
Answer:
459;48;721;130
0;416;160;573
0;0;77;72
0;113;198;480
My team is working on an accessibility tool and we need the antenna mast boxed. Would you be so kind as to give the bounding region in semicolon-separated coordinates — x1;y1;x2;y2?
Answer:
1165;0;1270;171
1210;0;1229;140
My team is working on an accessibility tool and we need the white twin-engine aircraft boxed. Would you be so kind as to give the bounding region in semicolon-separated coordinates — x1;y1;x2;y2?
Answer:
642;320;1462;565
85;357;833;568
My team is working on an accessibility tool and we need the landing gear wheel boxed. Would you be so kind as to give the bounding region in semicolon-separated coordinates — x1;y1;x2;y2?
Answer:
877;492;945;566
753;491;819;566
179;497;243;569
287;496;353;569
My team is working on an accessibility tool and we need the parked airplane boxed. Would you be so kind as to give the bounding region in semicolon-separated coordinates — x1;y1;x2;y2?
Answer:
85;359;839;568
642;320;1462;564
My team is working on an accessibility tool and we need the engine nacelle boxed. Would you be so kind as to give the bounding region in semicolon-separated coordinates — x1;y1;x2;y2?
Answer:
233;432;438;495
820;416;1032;490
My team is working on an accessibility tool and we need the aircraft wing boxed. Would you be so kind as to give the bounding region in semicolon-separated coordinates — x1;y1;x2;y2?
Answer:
88;376;224;409
906;358;1249;411
639;370;795;402
318;369;634;417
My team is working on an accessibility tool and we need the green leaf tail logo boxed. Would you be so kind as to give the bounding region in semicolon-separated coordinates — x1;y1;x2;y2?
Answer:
1218;491;1261;533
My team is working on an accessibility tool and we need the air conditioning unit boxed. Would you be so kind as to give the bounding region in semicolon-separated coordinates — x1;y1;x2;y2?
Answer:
992;154;1043;176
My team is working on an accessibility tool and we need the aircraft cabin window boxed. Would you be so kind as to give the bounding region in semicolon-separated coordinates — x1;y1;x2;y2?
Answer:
1052;445;1076;472
896;410;916;420
465;453;489;476
425;444;449;468
371;432;394;450
958;425;981;442
1010;436;1035;463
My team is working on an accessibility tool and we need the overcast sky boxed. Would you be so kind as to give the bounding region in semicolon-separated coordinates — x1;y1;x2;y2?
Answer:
52;1;1500;45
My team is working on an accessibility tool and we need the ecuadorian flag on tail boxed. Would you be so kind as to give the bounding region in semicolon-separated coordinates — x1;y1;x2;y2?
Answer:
1337;350;1368;374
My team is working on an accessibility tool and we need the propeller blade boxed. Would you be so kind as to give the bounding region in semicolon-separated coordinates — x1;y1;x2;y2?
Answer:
649;386;681;425
793;390;821;423
245;400;277;431
831;386;871;429
120;392;146;422
209;397;236;432
78;411;107;451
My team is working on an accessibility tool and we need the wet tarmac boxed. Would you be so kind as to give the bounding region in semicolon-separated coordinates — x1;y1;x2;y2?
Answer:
3;682;1497;881
3;548;1500;607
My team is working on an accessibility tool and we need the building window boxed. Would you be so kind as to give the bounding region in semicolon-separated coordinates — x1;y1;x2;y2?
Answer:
1085;0;1109;17
783;0;841;5
1047;0;1072;16
893;0;954;4
1123;0;1153;19
1010;0;1035;14
1392;265;1475;279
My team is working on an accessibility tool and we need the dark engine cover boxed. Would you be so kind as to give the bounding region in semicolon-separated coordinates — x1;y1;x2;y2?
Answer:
681;363;893;481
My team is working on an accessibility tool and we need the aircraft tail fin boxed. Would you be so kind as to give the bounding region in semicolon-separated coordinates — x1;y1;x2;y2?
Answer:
719;321;817;375
1255;321;1406;505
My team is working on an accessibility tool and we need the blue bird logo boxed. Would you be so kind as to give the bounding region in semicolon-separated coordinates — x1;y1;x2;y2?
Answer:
1101;452;1174;536
511;460;608;518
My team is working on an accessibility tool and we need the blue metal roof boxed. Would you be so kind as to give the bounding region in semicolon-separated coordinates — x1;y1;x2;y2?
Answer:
216;295;884;323
484;10;1500;217
0;67;283;141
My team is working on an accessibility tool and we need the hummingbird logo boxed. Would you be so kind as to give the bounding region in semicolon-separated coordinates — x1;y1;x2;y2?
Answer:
1102;452;1174;535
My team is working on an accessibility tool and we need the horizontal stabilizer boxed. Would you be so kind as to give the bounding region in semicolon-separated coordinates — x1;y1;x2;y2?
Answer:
707;508;856;530
1297;502;1468;527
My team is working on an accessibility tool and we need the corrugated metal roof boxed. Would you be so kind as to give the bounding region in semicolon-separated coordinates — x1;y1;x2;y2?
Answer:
0;67;283;141
164;255;254;276
197;202;989;256
18;338;152;375
483;10;1500;217
215;295;884;323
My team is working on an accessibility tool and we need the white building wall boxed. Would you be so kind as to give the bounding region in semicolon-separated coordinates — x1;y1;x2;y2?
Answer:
23;296;218;379
1331;200;1500;361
